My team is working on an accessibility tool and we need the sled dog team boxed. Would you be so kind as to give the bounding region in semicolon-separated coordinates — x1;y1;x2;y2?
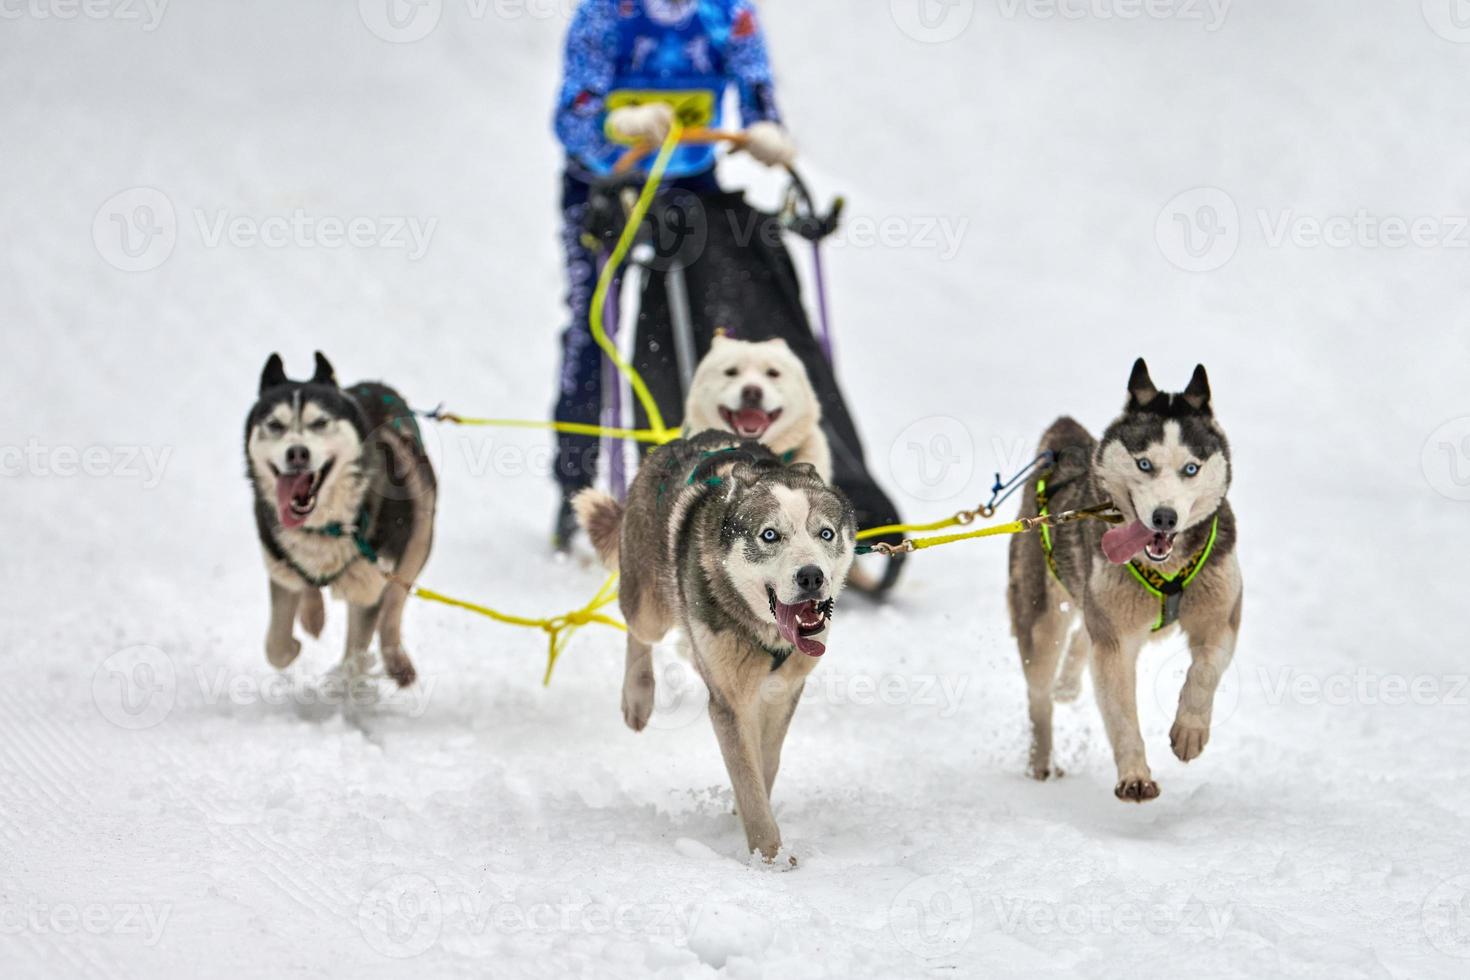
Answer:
245;340;1241;862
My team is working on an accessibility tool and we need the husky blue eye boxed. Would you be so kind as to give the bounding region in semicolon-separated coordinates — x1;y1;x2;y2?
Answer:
819;528;835;541
760;528;779;543
1183;462;1200;477
1136;458;1153;472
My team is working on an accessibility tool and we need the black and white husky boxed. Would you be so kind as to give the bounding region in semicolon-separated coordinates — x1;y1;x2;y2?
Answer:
1007;359;1242;802
574;431;857;863
244;352;436;686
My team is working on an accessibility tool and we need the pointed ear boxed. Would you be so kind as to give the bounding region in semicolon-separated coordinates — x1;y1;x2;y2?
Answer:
259;353;287;394
311;351;337;387
711;331;732;346
1182;364;1212;413
1127;357;1158;408
764;337;790;348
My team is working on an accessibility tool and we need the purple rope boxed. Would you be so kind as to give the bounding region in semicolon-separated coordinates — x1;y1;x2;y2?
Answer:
810;241;834;362
599;262;627;501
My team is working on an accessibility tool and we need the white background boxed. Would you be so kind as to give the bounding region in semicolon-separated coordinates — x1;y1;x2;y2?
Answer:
4;1;1470;976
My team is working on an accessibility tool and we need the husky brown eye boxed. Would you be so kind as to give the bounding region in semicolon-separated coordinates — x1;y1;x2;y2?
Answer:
766;369;780;379
724;367;739;377
265;420;286;436
308;418;329;433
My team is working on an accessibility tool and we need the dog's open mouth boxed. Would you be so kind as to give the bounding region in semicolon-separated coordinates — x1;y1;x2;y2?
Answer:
273;460;333;529
1101;520;1175;564
767;587;834;657
720;406;782;440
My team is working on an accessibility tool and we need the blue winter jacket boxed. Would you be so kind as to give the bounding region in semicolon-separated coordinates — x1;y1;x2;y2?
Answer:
554;0;781;180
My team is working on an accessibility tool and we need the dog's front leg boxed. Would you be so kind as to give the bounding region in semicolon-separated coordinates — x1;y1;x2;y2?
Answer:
266;580;304;669
759;688;802;798
1172;591;1242;763
1089;629;1156;802
343;601;380;676
375;582;417;688
708;695;783;862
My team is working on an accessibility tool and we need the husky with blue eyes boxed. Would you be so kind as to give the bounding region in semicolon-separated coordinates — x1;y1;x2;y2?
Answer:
244;352;436;687
1007;359;1242;803
574;430;857;864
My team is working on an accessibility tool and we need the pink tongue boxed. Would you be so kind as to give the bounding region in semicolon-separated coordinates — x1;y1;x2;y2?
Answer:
734;408;770;433
275;472;315;529
775;602;826;657
1101;520;1154;564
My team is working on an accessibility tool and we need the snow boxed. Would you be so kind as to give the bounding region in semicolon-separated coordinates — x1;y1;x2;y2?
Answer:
4;1;1470;977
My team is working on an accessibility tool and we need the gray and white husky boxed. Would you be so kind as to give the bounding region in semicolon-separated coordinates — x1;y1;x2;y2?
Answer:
574;431;857;863
1007;359;1242;802
244;352;436;686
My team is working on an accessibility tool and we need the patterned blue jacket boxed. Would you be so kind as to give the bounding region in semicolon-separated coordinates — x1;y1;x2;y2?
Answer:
554;0;781;180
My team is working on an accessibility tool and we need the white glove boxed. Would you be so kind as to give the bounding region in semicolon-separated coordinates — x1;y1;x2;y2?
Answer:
743;121;796;167
606;103;675;144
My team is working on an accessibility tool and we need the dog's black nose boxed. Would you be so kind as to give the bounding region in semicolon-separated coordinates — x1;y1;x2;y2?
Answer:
740;385;764;407
1151;507;1178;532
285;444;311;471
795;564;825;595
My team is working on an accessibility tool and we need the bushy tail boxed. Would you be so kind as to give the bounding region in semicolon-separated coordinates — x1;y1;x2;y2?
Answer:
572;489;624;570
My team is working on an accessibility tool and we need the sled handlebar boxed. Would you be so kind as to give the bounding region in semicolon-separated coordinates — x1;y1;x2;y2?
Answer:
612;127;750;176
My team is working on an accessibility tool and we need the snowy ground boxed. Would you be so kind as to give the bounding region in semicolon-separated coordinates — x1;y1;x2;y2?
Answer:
5;1;1470;976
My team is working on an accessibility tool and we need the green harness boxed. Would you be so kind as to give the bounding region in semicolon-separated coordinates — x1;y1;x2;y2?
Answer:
1037;478;1219;632
282;506;379;588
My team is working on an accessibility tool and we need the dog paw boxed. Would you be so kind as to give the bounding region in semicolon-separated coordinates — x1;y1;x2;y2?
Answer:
383;652;417;688
1114;775;1160;802
266;635;301;669
1028;764;1064;781
622;685;654;732
1170;720;1210;762
298;590;325;638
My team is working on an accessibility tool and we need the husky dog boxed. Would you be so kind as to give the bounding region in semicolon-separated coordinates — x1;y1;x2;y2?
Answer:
244;352;436;686
1007;359;1241;802
682;335;832;480
575;431;857;862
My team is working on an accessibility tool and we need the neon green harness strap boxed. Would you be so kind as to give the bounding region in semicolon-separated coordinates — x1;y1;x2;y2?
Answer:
1125;515;1220;631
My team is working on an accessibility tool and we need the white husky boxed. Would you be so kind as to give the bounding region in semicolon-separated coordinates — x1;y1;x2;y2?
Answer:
682;335;831;480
